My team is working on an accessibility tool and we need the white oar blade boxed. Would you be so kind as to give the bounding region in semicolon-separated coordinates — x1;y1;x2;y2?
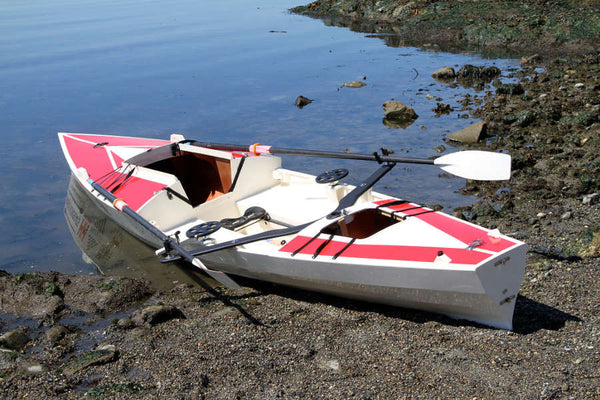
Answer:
192;258;241;289
434;150;511;181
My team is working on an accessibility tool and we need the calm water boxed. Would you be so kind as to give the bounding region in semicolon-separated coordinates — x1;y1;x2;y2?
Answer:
0;0;520;275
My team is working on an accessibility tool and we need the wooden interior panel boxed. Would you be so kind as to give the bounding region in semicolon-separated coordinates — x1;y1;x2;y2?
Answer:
145;152;231;207
322;208;399;239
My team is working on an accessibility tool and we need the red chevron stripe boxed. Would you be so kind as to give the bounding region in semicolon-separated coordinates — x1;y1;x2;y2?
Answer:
279;236;490;265
374;200;515;252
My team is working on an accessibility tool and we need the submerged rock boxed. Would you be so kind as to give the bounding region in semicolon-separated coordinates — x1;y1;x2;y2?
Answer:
432;66;456;80
342;80;366;88
433;103;453;115
295;95;313;109
457;65;501;80
382;101;418;128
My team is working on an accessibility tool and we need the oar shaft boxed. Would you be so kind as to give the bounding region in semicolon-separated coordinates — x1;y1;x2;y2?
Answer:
89;180;167;240
89;180;199;265
186;140;508;180
190;141;434;165
270;147;435;165
88;179;241;289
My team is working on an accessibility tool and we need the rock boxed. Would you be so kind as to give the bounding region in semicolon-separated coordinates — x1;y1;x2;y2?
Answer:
63;276;152;315
63;344;119;376
446;121;487;143
582;193;599;205
0;329;30;351
528;217;539;226
0;348;20;372
22;362;46;375
0;272;65;319
433;145;446;153
567;109;599;127
520;54;540;67
299;347;317;359
116;318;134;330
563;228;600;258
472;200;498;217
515;111;535;127
45;325;68;345
342;81;366;88
295;95;313;109
432;66;456;80
541;102;562;121
496;83;525;95
199;374;210;388
132;304;185;327
503;111;535;127
433;103;453;114
457;65;501;80
382;101;418;128
561;212;572;220
319;359;340;371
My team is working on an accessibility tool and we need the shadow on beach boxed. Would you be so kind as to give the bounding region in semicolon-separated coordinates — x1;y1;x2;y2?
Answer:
196;275;580;334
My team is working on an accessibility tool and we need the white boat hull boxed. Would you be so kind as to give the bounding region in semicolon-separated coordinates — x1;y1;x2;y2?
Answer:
59;132;527;329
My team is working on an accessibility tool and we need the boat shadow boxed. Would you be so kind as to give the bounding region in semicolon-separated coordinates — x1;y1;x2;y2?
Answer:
511;295;580;334
177;265;266;326
206;275;580;333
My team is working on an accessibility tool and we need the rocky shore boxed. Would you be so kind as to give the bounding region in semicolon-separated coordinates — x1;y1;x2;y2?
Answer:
2;1;599;399
291;0;600;56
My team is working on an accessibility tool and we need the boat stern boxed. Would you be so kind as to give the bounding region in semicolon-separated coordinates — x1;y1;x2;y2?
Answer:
470;241;528;330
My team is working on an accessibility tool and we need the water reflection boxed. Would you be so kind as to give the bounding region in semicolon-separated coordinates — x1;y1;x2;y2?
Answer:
64;176;203;290
317;16;522;58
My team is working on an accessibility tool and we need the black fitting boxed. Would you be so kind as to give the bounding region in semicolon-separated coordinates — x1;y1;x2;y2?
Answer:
163;239;173;254
373;151;382;164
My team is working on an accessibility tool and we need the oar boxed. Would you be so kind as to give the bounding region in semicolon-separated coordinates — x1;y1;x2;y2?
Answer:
188;141;511;181
161;222;313;262
87;179;241;289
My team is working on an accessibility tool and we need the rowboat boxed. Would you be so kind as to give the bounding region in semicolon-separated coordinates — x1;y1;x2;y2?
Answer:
59;132;526;329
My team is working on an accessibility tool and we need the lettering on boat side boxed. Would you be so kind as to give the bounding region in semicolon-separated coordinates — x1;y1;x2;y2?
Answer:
494;256;511;267
499;295;516;305
77;218;90;240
